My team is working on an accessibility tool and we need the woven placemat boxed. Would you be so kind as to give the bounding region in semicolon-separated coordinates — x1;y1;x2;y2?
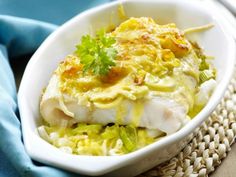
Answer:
140;72;236;177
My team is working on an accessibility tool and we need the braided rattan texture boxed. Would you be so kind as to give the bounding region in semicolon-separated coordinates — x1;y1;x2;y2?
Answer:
140;76;236;177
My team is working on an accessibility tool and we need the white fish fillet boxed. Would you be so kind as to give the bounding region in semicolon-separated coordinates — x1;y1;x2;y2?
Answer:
40;74;190;135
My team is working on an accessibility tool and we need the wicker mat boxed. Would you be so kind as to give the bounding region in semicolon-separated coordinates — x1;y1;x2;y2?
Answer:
139;74;236;177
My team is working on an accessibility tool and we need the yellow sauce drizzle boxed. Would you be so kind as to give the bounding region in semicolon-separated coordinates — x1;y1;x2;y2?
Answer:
130;100;144;126
115;102;127;124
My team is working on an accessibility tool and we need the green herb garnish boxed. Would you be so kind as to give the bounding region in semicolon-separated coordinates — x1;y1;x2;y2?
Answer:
75;30;117;75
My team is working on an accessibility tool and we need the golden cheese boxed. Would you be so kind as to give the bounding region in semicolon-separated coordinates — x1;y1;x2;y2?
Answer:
55;17;205;115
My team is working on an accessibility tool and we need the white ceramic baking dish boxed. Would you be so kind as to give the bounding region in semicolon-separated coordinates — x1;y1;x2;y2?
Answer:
220;0;236;15
18;0;236;176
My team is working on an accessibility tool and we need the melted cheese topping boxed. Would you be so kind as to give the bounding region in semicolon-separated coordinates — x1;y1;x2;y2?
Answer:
55;17;201;114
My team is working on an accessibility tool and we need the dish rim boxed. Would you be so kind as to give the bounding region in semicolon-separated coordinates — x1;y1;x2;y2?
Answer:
18;0;236;175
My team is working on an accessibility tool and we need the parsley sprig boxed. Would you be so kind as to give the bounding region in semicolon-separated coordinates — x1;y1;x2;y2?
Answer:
75;30;117;76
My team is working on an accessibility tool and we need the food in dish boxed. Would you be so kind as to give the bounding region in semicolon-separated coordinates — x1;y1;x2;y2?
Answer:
38;17;216;156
